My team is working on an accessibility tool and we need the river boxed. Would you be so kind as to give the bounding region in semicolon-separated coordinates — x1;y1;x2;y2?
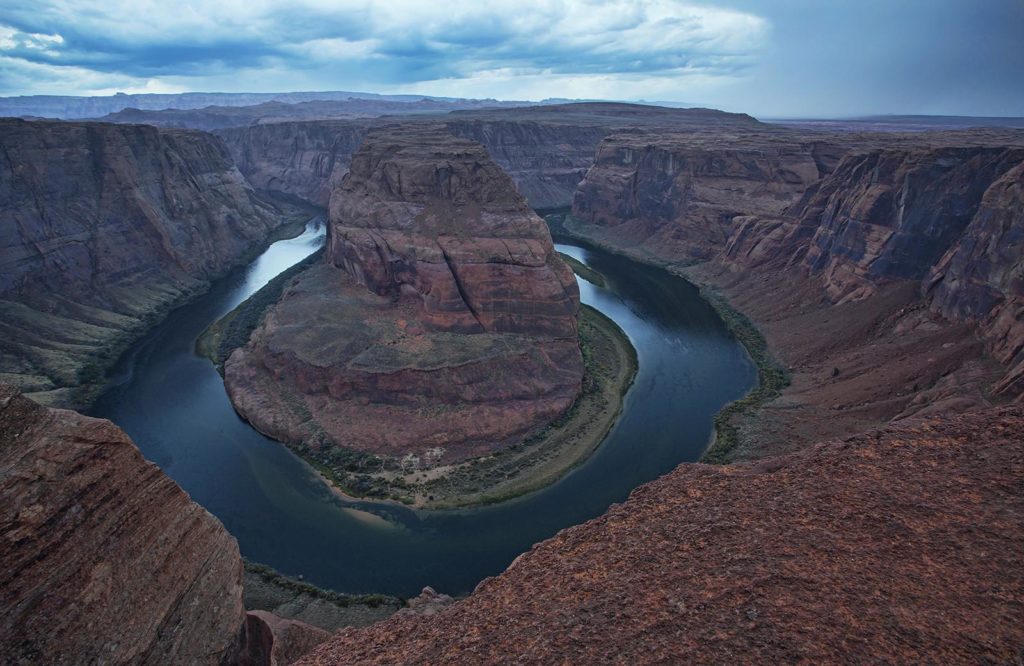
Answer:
89;218;757;597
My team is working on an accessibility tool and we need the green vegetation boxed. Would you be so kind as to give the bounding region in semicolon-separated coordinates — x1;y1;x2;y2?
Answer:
546;210;790;466
243;560;402;608
197;248;325;369
697;290;790;464
558;251;606;287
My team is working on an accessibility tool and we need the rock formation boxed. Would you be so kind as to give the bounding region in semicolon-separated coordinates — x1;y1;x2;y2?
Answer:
0;383;334;665
926;161;1024;399
0;383;245;664
796;146;1024;303
217;120;369;205
0;118;293;406
299;406;1024;664
224;126;583;464
572;130;837;262
568;127;1024;461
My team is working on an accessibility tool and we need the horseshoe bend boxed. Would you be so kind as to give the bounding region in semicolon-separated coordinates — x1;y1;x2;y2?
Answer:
1;15;1023;665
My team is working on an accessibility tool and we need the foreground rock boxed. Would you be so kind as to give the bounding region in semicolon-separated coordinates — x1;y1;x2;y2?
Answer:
0;383;334;665
225;127;583;472
300;406;1024;664
0;384;244;663
0;118;300;407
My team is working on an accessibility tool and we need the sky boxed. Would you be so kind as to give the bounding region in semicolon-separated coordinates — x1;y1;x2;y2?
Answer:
0;0;1021;117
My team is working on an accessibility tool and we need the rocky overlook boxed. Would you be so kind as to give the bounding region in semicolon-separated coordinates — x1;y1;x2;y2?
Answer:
0;119;295;407
224;127;583;465
301;406;1024;664
0;384;245;664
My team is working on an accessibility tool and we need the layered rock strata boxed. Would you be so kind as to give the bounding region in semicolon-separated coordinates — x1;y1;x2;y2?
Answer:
217;120;369;205
568;129;1024;462
224;127;583;463
0;383;333;665
0;383;245;664
216;103;766;211
0;118;288;406
300;407;1024;664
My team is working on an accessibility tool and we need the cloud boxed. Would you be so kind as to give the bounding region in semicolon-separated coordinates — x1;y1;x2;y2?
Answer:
0;0;768;94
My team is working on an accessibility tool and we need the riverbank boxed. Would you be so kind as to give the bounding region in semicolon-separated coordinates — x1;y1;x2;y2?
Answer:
197;248;325;369
243;560;402;631
548;212;788;464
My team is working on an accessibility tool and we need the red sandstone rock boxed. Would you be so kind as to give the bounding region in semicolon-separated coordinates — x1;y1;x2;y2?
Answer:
299;407;1024;665
225;127;584;462
237;611;332;666
0;383;246;664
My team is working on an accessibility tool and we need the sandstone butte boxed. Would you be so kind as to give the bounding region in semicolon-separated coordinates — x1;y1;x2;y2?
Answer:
0;383;329;665
299;406;1024;664
223;125;584;463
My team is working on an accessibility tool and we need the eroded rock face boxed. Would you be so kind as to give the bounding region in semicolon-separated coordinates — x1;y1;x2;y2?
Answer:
0;118;284;406
236;611;332;666
925;162;1024;399
570;128;1024;421
0;384;245;664
225;127;583;463
299;407;1024;664
326;126;580;338
798;147;1024;303
217;103;766;211
571;131;838;263
217;120;369;206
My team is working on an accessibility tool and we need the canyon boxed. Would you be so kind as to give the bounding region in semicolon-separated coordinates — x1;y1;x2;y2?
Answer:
214;103;765;210
1;382;294;664
1;100;1022;663
300;405;1024;664
0;118;311;408
566;126;1024;462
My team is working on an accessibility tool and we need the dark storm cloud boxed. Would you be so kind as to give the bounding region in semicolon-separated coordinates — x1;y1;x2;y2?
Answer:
0;0;1019;116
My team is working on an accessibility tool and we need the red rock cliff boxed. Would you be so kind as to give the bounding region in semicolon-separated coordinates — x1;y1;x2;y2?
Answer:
299;406;1024;664
0;118;285;406
0;383;245;664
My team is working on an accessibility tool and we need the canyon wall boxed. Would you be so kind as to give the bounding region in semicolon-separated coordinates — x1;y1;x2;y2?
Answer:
216;103;767;211
572;131;842;262
927;162;1024;398
0;118;290;406
567;127;1024;460
0;383;245;664
0;383;332;665
217;120;369;205
224;127;584;464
